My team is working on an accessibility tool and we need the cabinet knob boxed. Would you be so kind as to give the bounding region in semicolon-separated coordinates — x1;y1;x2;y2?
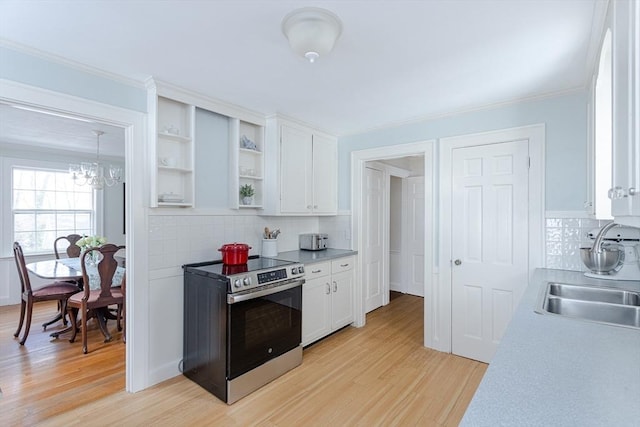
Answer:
326;283;331;295
307;205;312;210
454;259;462;266
608;186;626;199
313;205;318;209
629;187;638;196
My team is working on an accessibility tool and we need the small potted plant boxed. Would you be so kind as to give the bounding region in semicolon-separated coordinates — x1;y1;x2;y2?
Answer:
240;184;255;205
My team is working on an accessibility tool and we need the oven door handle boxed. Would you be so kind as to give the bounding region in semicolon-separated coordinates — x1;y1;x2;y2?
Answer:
227;279;305;304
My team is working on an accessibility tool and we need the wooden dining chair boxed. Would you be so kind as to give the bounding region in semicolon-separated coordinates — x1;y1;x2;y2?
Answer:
67;243;125;354
54;234;82;259
13;242;81;345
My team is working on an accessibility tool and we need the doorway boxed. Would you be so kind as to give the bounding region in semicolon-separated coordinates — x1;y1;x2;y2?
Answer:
1;79;148;392
351;140;435;347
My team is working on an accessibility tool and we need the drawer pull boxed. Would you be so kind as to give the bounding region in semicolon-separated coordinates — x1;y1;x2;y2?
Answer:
340;263;349;267
333;281;338;292
326;283;331;295
312;269;322;274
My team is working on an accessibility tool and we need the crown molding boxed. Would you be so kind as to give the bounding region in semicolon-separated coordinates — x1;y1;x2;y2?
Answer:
0;38;146;89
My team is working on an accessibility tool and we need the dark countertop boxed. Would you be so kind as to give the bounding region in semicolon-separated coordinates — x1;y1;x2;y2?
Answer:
274;249;357;264
461;268;640;426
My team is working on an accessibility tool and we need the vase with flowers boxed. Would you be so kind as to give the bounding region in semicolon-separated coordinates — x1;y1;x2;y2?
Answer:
76;235;107;266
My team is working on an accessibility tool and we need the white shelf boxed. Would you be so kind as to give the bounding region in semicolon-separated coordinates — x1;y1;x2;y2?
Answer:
239;148;262;155
158;202;192;207
157;132;191;143
158;166;193;173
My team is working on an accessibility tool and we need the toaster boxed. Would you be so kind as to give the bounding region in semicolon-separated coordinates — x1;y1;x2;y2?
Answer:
299;233;328;251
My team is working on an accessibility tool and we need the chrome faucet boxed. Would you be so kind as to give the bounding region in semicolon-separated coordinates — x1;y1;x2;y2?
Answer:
592;222;619;253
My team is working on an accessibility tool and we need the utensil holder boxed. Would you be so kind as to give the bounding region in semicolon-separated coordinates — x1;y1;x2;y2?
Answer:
262;239;278;257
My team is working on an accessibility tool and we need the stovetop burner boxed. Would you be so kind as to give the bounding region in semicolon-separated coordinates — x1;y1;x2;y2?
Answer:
183;255;305;294
194;255;295;277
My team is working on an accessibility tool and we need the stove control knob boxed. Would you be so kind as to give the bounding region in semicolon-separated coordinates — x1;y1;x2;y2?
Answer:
243;277;251;287
298;265;304;274
233;279;242;288
291;267;299;275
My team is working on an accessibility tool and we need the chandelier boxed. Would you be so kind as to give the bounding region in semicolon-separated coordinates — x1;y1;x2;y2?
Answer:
69;130;123;190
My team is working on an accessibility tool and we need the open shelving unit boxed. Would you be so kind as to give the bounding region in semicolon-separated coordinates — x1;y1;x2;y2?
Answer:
149;94;196;208
229;118;264;209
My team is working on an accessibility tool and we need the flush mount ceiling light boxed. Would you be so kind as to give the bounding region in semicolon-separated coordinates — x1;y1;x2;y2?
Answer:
282;7;343;63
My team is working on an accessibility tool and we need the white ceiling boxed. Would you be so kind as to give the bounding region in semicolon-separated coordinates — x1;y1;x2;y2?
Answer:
0;0;603;150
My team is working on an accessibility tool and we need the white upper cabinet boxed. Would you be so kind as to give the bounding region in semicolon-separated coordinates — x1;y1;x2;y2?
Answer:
148;83;196;208
610;0;640;226
264;117;338;216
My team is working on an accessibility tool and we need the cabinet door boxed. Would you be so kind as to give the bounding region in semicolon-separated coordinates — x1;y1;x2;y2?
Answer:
611;0;640;224
312;134;338;214
302;277;332;346
331;269;354;330
280;124;313;214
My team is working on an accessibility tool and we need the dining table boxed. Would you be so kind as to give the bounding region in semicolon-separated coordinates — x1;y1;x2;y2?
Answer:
26;257;125;340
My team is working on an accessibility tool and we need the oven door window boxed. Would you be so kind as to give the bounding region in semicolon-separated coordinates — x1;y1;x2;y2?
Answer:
228;285;302;379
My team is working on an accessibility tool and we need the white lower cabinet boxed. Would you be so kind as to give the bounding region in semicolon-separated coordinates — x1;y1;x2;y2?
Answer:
302;256;354;346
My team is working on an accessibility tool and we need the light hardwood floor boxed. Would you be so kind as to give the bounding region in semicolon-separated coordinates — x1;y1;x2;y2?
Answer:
1;294;486;426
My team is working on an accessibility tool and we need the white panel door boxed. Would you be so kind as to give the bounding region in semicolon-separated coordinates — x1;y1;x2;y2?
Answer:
312;134;337;214
451;140;529;363
280;124;312;214
407;176;425;297
364;166;384;313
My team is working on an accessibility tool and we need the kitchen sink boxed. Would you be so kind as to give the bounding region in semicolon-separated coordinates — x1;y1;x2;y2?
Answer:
547;283;640;306
536;282;640;329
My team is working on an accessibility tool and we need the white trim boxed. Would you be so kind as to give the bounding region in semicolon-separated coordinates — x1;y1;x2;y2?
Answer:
351;140;435;350
545;210;594;219
438;124;545;354
0;79;149;393
147;78;266;127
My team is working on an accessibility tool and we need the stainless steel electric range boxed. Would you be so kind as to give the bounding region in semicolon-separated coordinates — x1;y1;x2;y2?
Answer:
182;256;305;404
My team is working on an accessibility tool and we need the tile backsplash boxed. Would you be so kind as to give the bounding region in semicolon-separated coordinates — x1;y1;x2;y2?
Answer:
147;213;353;272
545;217;612;271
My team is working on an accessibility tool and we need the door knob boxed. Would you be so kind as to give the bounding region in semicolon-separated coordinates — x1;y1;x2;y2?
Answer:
454;259;462;266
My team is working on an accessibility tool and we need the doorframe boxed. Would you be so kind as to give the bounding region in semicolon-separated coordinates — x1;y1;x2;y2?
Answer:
0;79;150;392
351;140;435;347
437;124;545;353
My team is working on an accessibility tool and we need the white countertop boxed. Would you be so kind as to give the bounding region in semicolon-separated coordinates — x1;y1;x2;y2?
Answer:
274;248;357;264
461;268;640;427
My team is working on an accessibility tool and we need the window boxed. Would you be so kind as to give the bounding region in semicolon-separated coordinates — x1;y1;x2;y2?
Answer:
12;167;95;254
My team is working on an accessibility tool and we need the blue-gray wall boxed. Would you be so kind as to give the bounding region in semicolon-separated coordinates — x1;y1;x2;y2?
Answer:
0;45;146;112
194;108;229;208
338;90;588;212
